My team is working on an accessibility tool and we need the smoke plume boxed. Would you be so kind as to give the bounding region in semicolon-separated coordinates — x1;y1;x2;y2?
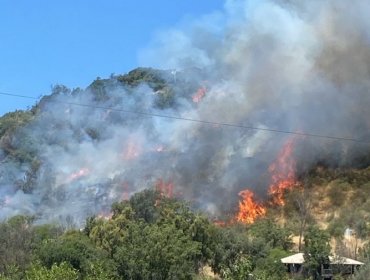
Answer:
1;0;370;225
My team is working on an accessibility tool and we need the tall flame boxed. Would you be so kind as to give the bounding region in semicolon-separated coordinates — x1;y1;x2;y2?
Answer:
121;182;130;201
268;137;298;205
236;189;266;224
155;179;174;198
234;137;298;225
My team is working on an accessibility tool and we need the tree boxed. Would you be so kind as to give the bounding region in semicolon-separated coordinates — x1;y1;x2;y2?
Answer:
88;216;129;257
25;262;78;280
253;248;290;280
36;230;113;278
220;255;253;280
0;216;35;275
351;260;370;280
127;189;161;223
89;191;215;279
351;220;370;259
295;186;313;252
84;260;119;280
209;224;267;274
0;265;21;280
303;226;331;279
249;218;293;250
114;223;201;279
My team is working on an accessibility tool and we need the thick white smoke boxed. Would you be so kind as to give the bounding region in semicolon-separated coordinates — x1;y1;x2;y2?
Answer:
1;0;370;225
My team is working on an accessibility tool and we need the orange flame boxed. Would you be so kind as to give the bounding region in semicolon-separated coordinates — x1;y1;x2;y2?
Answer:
235;137;299;224
192;86;207;103
67;168;90;182
155;179;174;198
97;211;113;220
123;137;142;160
121;182;130;201
268;138;298;205
213;220;227;227
236;189;266;224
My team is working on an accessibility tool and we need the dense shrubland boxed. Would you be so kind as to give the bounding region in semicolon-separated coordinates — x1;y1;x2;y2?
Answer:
0;189;293;279
0;184;369;279
1;68;370;279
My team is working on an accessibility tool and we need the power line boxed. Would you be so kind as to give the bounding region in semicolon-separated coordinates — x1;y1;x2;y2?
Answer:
0;90;369;144
0;91;40;100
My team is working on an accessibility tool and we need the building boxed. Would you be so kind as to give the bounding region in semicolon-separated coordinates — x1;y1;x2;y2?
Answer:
281;253;364;279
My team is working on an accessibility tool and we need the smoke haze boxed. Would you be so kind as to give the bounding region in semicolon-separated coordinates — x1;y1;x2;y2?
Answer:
1;0;370;225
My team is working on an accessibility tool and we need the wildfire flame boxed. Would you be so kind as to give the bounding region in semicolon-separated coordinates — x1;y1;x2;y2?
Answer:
123;137;142;160
236;190;266;224
155;179;174;198
192;86;207;103
268;137;298;205
213;220;227;227
121;182;130;201
154;179;175;207
97;211;113;220
234;137;298;225
67;168;90;182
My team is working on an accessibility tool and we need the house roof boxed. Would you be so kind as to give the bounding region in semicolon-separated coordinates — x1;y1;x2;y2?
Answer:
281;253;305;264
281;253;364;265
330;256;364;265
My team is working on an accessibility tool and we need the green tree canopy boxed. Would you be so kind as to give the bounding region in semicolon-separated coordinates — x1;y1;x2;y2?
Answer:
303;226;331;279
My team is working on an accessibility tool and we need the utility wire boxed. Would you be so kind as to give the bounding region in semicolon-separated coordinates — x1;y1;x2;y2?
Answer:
0;91;40;100
0;90;369;144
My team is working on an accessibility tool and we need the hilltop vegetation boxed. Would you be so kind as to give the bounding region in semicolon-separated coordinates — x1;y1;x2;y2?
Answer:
1;68;370;279
0;179;369;279
0;67;203;164
0;67;203;198
278;166;370;240
1;160;370;279
0;189;294;280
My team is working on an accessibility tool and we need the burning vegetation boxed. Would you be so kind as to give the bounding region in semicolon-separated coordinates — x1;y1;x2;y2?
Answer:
236;189;266;224
268;137;298;206
1;0;370;232
155;179;174;199
235;137;299;224
1;0;370;277
192;85;207;103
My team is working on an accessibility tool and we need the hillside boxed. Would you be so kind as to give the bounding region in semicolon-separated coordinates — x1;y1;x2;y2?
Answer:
268;166;370;255
0;168;369;279
0;68;370;279
2;0;370;278
0;67;208;224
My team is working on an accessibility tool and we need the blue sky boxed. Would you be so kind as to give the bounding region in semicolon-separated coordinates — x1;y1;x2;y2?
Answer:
0;0;224;116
